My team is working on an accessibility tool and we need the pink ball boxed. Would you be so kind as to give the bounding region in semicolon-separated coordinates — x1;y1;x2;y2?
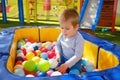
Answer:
47;70;54;76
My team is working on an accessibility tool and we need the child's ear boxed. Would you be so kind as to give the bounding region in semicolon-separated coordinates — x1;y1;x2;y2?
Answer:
75;24;79;30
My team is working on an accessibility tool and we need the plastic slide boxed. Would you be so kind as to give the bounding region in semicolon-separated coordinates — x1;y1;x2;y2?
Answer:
80;0;103;31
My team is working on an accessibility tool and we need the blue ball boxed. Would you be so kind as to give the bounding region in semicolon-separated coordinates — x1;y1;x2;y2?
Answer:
80;59;87;66
69;69;80;75
40;52;48;60
33;46;38;50
17;50;23;54
45;45;52;50
86;64;94;72
37;72;47;77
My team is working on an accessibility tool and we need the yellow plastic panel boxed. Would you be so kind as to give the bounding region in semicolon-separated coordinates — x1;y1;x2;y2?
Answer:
98;48;119;70
40;27;61;42
7;28;39;72
82;40;98;68
14;28;39;42
6;55;15;72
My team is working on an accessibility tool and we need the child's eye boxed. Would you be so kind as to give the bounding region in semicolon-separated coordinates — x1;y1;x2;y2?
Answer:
61;27;64;29
66;28;70;30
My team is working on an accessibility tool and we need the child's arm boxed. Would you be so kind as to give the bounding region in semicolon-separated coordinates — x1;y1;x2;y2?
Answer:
55;33;62;62
65;34;84;68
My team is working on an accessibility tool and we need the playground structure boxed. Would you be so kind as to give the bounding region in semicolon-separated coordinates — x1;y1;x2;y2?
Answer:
0;0;119;31
0;26;120;79
0;0;80;24
80;0;118;32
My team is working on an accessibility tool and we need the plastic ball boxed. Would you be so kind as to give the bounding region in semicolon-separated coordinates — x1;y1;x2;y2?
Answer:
23;42;31;48
17;53;25;57
24;38;29;43
17;42;24;49
40;52;48;60
49;59;58;68
41;43;47;47
26;46;34;52
26;74;35;77
21;47;27;55
20;39;26;44
51;71;62;76
41;47;48;52
32;50;37;56
47;70;54;76
28;39;34;43
36;50;41;56
22;60;36;71
14;64;23;70
47;51;56;59
17;50;23;54
32;56;40;63
81;66;86;72
15;56;24;62
26;52;35;60
45;45;52;50
14;68;25;76
15;61;23;65
37;59;50;72
69;69;80;75
37;42;42;47
23;68;37;76
33;46;38;51
81;59;87;66
86;64;94;72
37;72;47;77
51;42;56;49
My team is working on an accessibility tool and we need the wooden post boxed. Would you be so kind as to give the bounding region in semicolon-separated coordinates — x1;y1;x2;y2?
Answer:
112;0;118;32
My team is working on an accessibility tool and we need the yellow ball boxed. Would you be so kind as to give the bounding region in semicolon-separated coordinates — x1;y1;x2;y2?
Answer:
36;50;41;56
26;52;35;60
41;43;47;47
32;56;40;63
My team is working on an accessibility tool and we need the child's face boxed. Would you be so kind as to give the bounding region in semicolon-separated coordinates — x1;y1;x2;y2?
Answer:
60;20;78;38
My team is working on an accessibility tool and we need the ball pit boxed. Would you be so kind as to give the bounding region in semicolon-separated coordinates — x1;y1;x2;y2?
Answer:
13;38;95;77
0;27;120;80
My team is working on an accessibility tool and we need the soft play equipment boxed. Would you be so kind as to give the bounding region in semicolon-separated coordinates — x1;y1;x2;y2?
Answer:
0;26;120;80
80;0;103;31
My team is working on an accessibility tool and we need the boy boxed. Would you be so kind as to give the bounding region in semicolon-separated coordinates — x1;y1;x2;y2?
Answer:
55;8;84;74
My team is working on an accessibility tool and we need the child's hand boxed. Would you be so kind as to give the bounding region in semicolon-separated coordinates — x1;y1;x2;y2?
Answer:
56;63;68;74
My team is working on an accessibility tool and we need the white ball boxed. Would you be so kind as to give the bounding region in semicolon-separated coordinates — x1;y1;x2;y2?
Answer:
26;74;35;77
51;71;62;76
14;68;25;76
49;59;58;68
26;46;34;52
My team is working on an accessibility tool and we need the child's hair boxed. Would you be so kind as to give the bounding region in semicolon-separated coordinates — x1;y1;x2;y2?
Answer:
59;8;79;27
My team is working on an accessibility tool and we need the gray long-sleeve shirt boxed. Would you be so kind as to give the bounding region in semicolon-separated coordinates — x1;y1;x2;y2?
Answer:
55;31;84;68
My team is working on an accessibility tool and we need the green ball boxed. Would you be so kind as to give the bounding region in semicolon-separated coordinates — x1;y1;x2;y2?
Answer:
38;59;50;72
22;60;36;71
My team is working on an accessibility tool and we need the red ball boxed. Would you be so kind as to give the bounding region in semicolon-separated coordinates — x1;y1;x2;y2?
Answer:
82;66;86;72
47;51;56;59
15;61;23;65
23;68;37;76
32;50;37;56
21;47;26;55
39;47;44;51
41;47;48;52
29;39;34;43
